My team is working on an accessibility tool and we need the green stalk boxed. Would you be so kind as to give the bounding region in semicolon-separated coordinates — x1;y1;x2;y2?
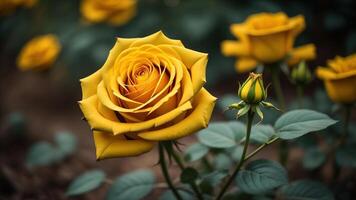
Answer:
269;64;288;166
159;143;182;200
333;105;352;181
270;65;286;110
169;147;204;200
340;104;352;144
215;110;254;200
296;85;304;108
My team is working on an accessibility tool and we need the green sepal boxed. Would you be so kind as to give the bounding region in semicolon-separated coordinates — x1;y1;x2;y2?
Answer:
261;101;280;111
264;83;271;100
227;101;245;111
237;82;242;97
253;105;264;125
237;104;251;119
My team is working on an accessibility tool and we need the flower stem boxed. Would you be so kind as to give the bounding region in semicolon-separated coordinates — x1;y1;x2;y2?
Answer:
270;65;288;166
332;105;352;181
159;143;182;200
270;65;286;110
340;104;352;144
296;85;304;108
215;110;254;200
169;147;204;200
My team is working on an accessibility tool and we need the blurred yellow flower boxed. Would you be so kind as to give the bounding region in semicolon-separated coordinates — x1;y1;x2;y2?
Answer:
0;0;37;16
80;0;136;26
316;54;356;103
79;31;216;160
17;34;61;71
221;12;316;73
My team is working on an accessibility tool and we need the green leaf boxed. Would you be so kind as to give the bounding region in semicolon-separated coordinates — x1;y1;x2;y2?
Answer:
180;167;198;184
227;121;246;142
66;170;106;196
277;180;334;200
198;122;236;148
236;159;288;194
275;109;337;140
106;169;155;200
54;131;77;156
213;153;233;171
26;142;57;168
336;145;356;167
303;148;326;170
159;190;194;200
229;146;244;162
249;125;275;144
184;143;209;162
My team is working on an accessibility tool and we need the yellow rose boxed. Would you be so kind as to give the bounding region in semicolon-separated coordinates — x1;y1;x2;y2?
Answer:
17;34;61;71
221;12;316;73
316;54;356;103
80;0;136;26
0;0;36;16
79;31;217;160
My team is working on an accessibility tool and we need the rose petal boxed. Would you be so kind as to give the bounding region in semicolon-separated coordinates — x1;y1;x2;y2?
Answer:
80;68;102;99
170;46;208;95
138;88;216;141
93;131;154;160
288;44;316;66
129;31;184;48
79;95;193;135
235;57;258;73
316;67;356;80
221;40;250;57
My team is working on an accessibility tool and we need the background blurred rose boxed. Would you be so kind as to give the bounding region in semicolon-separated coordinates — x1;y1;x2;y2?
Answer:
0;0;36;16
17;34;61;71
221;12;316;73
80;0;136;26
317;54;356;103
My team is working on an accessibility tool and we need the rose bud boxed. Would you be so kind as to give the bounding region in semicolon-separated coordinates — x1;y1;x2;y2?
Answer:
238;72;266;104
291;61;312;85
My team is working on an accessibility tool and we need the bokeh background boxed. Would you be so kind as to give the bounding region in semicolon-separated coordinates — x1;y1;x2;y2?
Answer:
0;0;355;199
